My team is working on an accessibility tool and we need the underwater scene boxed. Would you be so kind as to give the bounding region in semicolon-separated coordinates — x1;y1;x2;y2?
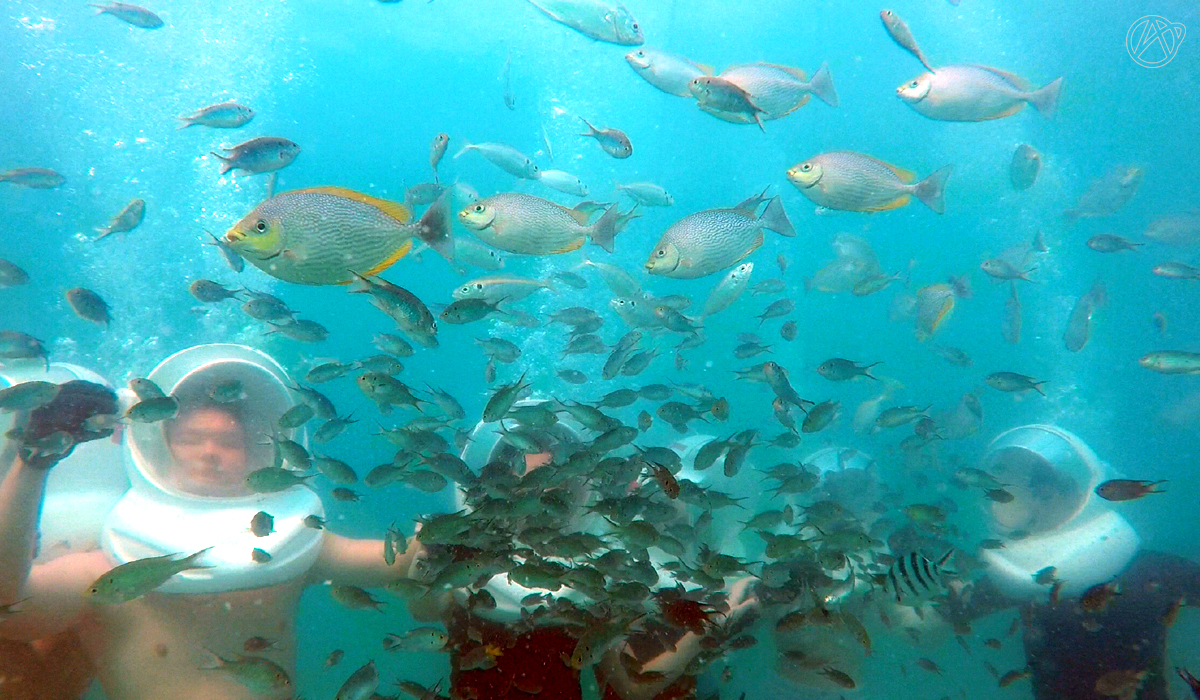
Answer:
1;0;1200;698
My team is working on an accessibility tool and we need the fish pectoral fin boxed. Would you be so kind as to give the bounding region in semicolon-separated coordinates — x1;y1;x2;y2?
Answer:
550;238;586;255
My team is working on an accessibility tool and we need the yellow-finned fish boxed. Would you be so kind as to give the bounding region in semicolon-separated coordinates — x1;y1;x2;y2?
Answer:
85;547;213;604
225;187;452;285
897;65;1063;121
645;193;794;280
788;151;951;214
458;193;628;255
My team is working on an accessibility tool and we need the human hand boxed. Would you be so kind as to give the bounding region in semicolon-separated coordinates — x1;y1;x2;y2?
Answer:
17;381;118;469
723;576;761;627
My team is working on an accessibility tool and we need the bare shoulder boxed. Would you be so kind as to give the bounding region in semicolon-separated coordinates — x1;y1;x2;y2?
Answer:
0;551;109;641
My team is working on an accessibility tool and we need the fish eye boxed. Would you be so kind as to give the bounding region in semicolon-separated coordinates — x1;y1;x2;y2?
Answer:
909;80;919;88
801;163;812;172
632;22;639;30
473;205;484;213
635;51;645;58
255;220;267;233
656;249;665;257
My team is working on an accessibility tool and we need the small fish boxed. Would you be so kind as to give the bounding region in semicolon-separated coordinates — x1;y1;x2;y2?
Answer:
1009;143;1041;190
454;141;540;179
780;320;797;341
0;167;65;189
1151;262;1200;280
986;371;1046;396
89;2;163;28
441;298;505;324
1094;479;1166;502
404;182;445;207
247;467;310;493
625;47;708;97
897;65;1063;121
201;649;293;695
802;400;839;433
615;181;673;206
335;660;379;700
788;151;951;214
1032;566;1058;585
526;0;643;46
502;52;516;110
1002;281;1022;345
250;548;272;564
266;318;329;343
538;169;589;197
816;358;878;381
880;550;954;605
756;298;793;325
646;195;794;279
557;369;587;384
382;627;450;652
1086;234;1142;252
212;137;300;176
459;193;627;255
0;259;29;287
998;669;1031;687
86;548;213;604
65;288;112;326
330;585;384;612
1139;351;1200;375
880;10;934;72
189;279;241;303
579;118;632;158
249;511;275;537
96;198;146;240
689;76;769;131
820;667;856;690
177;101;254;129
1064;280;1106;352
242;636;278;653
1079;580;1121;613
125;396;179;423
326;649;345;667
429;133;449;181
1064;167;1144;222
0;381;60;412
1;332;49;366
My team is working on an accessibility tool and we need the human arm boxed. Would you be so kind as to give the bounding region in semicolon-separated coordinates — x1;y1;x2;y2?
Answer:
600;576;759;700
305;531;425;588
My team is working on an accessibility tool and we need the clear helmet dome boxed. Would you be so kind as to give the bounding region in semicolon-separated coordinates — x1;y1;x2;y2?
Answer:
126;343;301;502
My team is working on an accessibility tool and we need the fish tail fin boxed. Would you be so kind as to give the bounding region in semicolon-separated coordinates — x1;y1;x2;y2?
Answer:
210;152;233;175
452;142;474;159
753;112;766;132
1031;381;1047;396
613;204;641;235
863;362;882;380
413;190;455;261
1150;480;1168;493
759;195;796;237
578;116;597;136
176;117;195;130
588;205;623;254
919;53;936;74
808;62;839;107
1028;77;1063;118
182;546;216;570
914;165;952;214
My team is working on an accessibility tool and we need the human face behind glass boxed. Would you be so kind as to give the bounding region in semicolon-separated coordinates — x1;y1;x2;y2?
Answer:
165;407;250;497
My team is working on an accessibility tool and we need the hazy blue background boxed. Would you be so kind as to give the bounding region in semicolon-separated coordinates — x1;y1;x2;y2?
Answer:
2;0;1199;697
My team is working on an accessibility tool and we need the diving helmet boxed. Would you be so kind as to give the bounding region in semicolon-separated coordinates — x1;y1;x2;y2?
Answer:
102;344;325;594
978;424;1138;598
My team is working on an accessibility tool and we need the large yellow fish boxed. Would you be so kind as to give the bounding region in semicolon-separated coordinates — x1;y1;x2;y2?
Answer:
787;151;951;214
226;187;452;285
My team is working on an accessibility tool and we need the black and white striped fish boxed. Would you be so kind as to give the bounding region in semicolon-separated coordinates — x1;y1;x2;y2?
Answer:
879;550;954;605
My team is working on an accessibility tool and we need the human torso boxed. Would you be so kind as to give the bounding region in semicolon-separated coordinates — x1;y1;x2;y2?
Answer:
79;571;304;700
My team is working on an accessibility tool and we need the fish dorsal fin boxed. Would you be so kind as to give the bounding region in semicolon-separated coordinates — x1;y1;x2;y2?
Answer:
295;187;412;224
777;64;809;82
884;162;918;184
695;62;715;76
567;204;593;226
969;64;1032;92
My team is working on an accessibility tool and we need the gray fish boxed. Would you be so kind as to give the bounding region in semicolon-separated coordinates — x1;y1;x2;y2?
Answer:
579;118;633;158
689;76;768;131
0;381;60;413
0;259;29;287
265;319;328;343
526;0;643;46
1063;281;1105;352
881;10;934;72
89;2;163;28
503;52;516;111
441;298;505;324
1086;234;1142;253
985;371;1046;395
702;262;753;317
212;137;301;176
189;279;241;303
65;288;112;326
0;332;47;366
96;199;145;240
453;141;539;179
1009;144;1041;190
1064;167;1143;223
177;101;254;129
615;181;673;207
430;133;449;182
646;195;794;279
335;660;378;700
453;237;508;272
0;168;65;189
205;232;245;272
624;47;709;98
1002;281;1021;345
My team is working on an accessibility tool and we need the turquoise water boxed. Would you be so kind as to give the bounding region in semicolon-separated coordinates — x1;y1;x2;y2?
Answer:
2;0;1199;698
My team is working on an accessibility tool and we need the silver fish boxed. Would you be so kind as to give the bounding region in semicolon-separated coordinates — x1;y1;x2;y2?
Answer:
454;141;540;179
526;0;643;45
646;195;794;279
625;47;709;97
897;65;1063;121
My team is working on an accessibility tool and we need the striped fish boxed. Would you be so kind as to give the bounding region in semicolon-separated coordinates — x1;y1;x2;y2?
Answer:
880;550;954;605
